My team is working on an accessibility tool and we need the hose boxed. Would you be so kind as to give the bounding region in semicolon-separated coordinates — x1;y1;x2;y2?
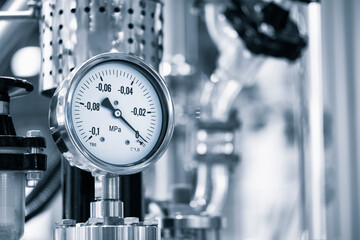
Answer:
25;155;61;222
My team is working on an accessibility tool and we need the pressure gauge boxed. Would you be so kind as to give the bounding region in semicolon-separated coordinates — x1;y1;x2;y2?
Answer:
49;53;174;175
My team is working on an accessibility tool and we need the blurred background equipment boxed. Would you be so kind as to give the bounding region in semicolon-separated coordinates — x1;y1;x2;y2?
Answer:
0;0;360;239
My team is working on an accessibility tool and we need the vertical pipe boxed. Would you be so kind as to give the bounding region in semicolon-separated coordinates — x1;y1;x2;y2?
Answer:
119;173;143;219
307;3;326;240
62;159;94;223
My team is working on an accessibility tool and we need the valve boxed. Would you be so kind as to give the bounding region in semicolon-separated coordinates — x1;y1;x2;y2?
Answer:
0;77;47;240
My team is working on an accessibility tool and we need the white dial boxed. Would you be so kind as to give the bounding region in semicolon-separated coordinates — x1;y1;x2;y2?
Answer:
69;61;164;166
50;53;173;174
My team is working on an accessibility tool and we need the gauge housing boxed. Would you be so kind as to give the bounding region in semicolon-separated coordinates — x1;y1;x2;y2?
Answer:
49;53;174;175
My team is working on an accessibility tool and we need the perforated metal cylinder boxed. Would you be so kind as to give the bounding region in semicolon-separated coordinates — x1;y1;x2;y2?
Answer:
39;0;163;97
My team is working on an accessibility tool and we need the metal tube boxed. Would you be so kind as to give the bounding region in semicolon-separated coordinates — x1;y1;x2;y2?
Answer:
94;175;120;201
205;164;229;215
0;0;39;20
0;9;36;20
190;163;210;212
0;0;37;73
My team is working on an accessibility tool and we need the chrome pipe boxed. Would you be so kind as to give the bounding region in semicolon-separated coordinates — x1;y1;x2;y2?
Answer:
190;163;211;212
0;0;40;21
0;0;37;73
205;164;230;215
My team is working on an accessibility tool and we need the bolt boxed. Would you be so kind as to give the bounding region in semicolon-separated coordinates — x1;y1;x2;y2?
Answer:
26;172;43;187
124;217;139;225
26;130;42;137
55;219;76;228
26;130;43;154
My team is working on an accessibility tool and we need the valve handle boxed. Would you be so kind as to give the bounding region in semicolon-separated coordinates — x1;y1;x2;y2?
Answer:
0;76;33;102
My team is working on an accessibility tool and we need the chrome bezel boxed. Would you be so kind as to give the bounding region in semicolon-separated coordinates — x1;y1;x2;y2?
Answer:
49;53;174;175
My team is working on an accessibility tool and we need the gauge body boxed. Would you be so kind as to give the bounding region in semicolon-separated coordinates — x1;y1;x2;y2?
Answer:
49;53;174;175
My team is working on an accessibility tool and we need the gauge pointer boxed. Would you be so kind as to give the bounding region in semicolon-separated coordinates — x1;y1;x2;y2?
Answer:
101;97;148;143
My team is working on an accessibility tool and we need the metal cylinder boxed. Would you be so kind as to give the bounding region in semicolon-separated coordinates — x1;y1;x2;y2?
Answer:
54;223;159;240
0;172;25;240
94;175;120;201
90;200;123;218
39;0;163;97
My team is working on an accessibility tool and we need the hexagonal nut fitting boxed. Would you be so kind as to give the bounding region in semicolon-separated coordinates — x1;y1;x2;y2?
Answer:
143;218;158;226
55;219;76;228
26;130;44;153
26;130;42;137
124;217;139;225
26;172;43;187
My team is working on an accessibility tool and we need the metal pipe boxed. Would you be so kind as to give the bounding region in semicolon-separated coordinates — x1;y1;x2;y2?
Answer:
189;3;264;216
0;7;39;20
0;0;39;21
0;0;38;73
94;175;120;201
205;164;229;215
190;163;211;212
201;4;265;122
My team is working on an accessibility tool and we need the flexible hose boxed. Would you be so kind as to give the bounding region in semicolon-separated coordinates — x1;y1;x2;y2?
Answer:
25;155;61;222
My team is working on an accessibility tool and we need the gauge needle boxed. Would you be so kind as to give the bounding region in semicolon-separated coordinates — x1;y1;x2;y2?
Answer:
101;97;148;143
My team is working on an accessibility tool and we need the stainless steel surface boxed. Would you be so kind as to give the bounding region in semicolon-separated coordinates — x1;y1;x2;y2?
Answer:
90;200;123;218
39;0;163;96
54;224;159;240
49;52;174;175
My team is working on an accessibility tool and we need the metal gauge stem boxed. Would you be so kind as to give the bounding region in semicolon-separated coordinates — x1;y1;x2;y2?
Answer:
49;53;174;175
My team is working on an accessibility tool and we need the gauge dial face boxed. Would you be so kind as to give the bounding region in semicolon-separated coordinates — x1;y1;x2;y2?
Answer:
69;61;164;166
